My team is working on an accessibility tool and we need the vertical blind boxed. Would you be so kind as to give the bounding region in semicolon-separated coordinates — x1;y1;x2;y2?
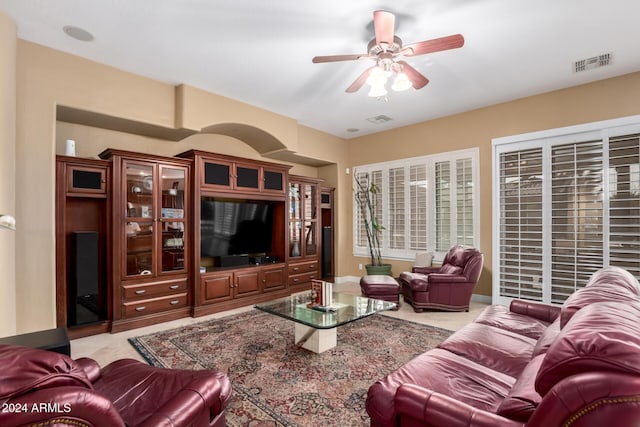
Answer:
494;119;640;305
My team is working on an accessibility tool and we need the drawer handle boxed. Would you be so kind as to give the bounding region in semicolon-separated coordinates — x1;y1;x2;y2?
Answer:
308;265;315;269
135;290;146;295
293;267;299;271
169;284;179;290
293;278;298;283
140;270;152;275
135;306;146;312
170;300;180;305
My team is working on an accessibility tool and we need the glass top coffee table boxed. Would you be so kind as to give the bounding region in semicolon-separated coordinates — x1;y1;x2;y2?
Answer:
255;292;396;353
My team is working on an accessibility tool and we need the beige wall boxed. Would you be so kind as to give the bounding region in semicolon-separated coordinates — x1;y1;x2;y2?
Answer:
346;72;640;296
0;12;16;337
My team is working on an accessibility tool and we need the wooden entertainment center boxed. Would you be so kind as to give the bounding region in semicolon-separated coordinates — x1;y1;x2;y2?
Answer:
56;148;333;336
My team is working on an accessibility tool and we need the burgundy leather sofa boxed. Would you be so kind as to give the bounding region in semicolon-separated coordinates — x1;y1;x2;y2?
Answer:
0;345;232;427
366;266;640;426
399;245;484;312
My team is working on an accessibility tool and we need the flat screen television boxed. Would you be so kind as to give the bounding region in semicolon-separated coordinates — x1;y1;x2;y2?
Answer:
200;198;273;258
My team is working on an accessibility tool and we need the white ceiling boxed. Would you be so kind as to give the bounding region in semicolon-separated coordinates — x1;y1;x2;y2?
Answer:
2;0;640;139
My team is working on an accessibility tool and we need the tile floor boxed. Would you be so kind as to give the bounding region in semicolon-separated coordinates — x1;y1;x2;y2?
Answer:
71;281;488;367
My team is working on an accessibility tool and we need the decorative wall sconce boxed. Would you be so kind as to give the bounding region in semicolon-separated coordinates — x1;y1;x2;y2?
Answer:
0;214;16;231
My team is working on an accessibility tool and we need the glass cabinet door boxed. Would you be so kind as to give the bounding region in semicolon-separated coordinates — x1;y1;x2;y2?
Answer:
289;183;302;257
160;166;186;273
124;162;155;277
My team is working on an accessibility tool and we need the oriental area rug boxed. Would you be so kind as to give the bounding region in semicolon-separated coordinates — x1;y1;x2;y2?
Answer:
129;309;452;426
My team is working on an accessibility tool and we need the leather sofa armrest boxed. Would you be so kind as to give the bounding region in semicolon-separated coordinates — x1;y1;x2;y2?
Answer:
0;387;125;427
75;357;102;383
510;299;560;323
394;384;524;427
138;373;232;427
412;266;440;274
427;273;468;283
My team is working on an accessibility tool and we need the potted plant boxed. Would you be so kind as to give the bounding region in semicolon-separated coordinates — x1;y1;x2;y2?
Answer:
354;173;393;276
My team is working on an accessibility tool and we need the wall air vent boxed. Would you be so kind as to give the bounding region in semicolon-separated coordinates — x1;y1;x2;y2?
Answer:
573;53;612;73
366;115;393;124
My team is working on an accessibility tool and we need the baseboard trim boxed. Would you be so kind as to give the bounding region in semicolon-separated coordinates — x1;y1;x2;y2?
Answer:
471;294;491;304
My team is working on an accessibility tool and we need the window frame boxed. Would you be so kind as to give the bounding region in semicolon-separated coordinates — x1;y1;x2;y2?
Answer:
353;147;480;262
492;114;640;306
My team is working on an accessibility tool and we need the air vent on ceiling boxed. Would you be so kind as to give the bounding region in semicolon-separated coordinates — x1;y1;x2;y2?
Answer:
366;115;393;124
573;53;612;73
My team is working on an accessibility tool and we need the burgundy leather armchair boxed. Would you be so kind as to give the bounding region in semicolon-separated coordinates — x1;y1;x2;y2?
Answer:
399;245;483;312
0;345;232;427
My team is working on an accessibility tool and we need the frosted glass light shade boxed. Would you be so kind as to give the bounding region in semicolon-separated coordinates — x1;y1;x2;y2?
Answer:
392;72;412;91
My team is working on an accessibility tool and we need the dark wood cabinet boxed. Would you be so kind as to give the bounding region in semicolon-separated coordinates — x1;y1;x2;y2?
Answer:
178;150;288;195
56;147;327;334
288;175;323;291
55;156;111;339
100;149;192;332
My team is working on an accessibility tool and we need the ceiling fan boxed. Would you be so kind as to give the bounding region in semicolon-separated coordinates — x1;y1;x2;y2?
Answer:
312;10;464;97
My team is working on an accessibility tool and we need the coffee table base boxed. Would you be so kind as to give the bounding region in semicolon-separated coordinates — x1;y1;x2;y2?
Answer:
294;323;337;354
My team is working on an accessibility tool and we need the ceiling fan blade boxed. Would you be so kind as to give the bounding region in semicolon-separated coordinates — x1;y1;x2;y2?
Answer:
312;53;370;63
373;10;395;47
397;61;429;89
346;66;375;93
403;34;464;56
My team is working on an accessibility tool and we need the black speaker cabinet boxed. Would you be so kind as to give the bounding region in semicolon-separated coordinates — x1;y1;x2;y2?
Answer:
68;231;102;326
322;226;333;278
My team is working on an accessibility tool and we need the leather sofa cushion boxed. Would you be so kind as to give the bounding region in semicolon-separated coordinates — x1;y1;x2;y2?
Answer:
473;305;551;340
440;264;463;275
536;301;640;396
559;266;640;328
366;348;515;426
438;323;536;377
560;282;638;328
0;345;92;400
531;318;561;357
496;354;545;422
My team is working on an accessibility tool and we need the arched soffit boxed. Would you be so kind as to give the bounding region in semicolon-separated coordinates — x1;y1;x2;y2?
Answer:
200;123;287;155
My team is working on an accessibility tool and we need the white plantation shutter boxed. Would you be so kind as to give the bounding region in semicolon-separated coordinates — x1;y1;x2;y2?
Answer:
435;161;451;251
456;158;474;246
609;134;640;277
550;140;604;303
388;167;405;249
494;117;640;305
409;164;428;251
353;148;478;260
498;148;544;301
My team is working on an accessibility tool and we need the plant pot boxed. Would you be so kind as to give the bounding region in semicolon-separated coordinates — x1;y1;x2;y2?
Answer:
365;263;393;277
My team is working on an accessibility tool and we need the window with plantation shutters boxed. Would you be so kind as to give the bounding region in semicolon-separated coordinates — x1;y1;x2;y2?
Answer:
409;164;428;251
609;134;640;277
388;167;405;250
498;148;544;302
493;116;640;306
353;148;479;261
435;161;452;251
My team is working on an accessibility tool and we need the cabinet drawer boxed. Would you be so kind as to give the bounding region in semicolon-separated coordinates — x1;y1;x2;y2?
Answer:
122;278;188;301
288;261;318;276
123;293;188;318
288;271;318;287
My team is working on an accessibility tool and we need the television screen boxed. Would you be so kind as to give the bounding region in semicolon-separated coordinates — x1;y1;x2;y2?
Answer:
201;199;273;257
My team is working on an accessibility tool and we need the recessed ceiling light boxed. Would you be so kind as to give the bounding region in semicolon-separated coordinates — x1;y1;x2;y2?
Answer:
346;128;360;133
63;25;94;42
366;115;393;124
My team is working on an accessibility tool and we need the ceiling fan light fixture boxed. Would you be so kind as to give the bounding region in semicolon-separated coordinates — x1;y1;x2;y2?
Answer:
368;83;388;98
391;71;412;91
366;66;390;87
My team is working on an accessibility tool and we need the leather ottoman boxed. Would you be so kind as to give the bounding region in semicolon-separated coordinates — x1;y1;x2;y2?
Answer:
360;275;400;310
